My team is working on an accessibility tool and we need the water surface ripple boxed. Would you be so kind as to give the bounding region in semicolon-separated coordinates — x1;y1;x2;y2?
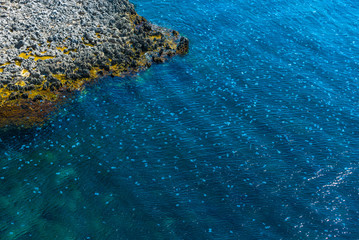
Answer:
1;0;359;239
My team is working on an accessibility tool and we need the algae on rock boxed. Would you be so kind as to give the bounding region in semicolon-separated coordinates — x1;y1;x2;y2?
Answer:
0;0;189;128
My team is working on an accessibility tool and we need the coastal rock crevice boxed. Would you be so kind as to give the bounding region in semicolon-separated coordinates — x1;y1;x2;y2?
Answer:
0;0;189;128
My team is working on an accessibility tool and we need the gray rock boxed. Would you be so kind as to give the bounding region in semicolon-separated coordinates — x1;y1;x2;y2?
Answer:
0;0;189;116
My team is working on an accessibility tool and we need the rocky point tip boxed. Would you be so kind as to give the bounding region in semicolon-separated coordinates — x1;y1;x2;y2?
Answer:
0;0;189;128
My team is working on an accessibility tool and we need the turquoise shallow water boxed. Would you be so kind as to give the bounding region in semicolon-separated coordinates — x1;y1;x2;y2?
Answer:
1;0;359;239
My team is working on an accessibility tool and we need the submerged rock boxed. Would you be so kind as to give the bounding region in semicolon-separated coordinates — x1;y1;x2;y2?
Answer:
0;0;189;128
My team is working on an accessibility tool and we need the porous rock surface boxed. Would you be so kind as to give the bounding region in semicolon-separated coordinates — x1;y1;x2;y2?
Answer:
0;0;189;127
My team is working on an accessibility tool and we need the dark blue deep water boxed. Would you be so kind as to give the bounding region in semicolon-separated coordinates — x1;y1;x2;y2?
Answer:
1;0;359;239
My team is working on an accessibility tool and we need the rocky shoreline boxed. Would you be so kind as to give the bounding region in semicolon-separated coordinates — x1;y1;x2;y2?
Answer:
0;0;189;128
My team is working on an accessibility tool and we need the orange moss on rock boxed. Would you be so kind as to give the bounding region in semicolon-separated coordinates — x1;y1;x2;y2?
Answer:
0;99;57;128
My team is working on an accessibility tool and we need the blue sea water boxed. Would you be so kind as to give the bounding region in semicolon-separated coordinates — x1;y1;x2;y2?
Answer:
1;0;359;239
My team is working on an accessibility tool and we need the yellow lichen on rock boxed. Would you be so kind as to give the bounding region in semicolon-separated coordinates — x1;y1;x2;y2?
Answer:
20;70;30;77
56;46;67;52
19;51;55;61
16;80;27;86
0;10;188;129
34;55;55;61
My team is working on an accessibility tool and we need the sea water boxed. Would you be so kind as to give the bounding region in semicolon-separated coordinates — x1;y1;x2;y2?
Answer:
0;0;359;239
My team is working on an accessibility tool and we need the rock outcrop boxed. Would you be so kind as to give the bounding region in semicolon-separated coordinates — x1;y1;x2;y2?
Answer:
0;0;189;128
